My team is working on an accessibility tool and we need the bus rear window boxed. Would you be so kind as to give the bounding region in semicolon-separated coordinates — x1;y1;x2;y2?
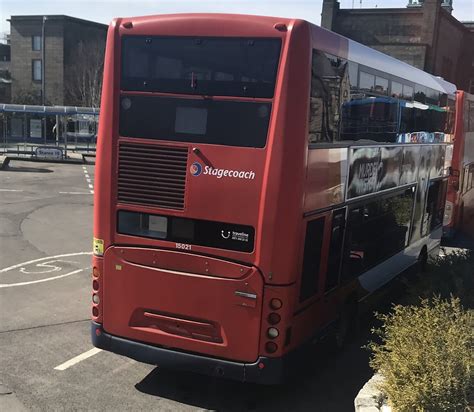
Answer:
121;36;281;98
120;95;271;148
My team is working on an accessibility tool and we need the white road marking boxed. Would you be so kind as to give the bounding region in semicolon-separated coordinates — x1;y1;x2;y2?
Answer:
54;348;102;371
0;268;85;288
19;259;77;274
0;252;92;274
0;189;23;192
82;167;94;194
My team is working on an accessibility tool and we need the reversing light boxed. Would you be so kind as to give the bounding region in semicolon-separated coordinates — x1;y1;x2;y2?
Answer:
267;327;279;339
265;341;278;354
270;298;283;310
92;307;99;317
92;294;100;304
268;313;281;325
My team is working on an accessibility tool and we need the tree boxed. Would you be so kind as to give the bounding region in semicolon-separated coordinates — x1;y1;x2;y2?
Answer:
65;40;105;108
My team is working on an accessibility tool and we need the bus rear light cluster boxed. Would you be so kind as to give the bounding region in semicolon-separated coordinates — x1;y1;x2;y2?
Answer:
91;263;102;321
265;297;284;353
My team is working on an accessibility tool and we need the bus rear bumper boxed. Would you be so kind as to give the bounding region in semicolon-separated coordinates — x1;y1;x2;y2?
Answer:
91;321;284;384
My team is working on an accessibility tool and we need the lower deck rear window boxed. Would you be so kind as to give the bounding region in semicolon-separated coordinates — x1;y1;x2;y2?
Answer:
120;95;271;148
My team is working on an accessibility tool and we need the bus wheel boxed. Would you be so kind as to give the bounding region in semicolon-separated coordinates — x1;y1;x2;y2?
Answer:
418;246;428;273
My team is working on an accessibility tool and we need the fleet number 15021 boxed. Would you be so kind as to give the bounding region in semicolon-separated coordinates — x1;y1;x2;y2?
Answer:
176;243;192;251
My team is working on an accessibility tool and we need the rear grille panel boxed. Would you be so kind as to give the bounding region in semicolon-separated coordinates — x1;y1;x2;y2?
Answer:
118;143;188;209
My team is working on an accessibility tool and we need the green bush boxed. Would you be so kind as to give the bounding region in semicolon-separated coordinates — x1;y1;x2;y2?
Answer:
405;250;474;309
367;297;473;411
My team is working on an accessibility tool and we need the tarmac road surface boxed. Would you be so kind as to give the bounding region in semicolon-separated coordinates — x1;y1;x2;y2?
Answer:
1;160;374;411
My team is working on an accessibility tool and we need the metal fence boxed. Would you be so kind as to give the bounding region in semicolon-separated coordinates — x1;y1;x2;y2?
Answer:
0;104;99;160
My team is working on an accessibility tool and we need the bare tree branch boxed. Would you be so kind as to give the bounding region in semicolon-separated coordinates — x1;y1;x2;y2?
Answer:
65;41;104;107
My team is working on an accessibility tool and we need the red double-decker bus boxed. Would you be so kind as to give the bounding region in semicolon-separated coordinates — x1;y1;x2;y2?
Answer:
444;91;474;238
91;14;455;383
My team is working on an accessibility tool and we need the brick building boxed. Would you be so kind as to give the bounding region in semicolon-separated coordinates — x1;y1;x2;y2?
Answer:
321;0;474;93
8;15;107;106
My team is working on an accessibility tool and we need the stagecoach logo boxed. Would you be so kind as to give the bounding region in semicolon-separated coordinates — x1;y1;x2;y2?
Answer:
190;162;202;176
189;161;256;180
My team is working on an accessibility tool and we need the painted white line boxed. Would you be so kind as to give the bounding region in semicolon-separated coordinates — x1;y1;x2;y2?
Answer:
59;191;93;195
0;189;23;192
88;184;93;189
86;178;91;183
54;348;102;371
90;190;94;194
0;268;85;288
0;252;92;274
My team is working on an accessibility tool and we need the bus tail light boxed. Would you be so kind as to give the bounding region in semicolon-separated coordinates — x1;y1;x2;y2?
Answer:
268;313;281;325
93;266;100;278
92;294;100;305
270;298;283;310
92;279;99;291
265;342;278;354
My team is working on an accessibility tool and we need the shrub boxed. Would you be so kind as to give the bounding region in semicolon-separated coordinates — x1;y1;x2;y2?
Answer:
367;297;473;411
405;250;474;309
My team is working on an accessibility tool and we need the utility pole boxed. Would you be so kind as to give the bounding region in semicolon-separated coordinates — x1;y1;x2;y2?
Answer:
41;16;46;105
41;16;47;143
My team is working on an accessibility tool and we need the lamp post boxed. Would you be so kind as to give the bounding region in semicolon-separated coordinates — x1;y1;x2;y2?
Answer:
41;16;46;105
41;16;47;143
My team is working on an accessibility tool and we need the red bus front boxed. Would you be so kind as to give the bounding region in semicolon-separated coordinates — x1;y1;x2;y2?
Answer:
91;14;310;383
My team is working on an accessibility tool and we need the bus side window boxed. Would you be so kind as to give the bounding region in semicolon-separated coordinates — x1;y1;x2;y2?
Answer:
325;208;346;292
299;217;325;302
308;50;350;143
342;189;415;280
422;179;448;236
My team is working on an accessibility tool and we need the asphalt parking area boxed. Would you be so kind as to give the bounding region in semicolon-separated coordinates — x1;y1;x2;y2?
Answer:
0;160;373;411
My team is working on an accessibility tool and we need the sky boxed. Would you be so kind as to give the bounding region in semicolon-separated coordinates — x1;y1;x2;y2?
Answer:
1;0;473;37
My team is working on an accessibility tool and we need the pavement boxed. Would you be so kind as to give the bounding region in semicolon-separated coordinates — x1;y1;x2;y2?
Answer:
0;160;405;411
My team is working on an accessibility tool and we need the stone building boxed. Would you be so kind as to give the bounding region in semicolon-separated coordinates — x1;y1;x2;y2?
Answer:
321;0;474;93
0;42;11;102
8;15;107;106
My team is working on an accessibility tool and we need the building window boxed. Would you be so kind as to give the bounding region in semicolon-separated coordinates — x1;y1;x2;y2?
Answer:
32;35;42;51
32;59;42;81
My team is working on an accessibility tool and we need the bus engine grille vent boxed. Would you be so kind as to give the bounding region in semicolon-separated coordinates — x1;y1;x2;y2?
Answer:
118;143;188;209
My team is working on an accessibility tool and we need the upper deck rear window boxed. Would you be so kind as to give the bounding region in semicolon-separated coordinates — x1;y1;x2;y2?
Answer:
121;36;281;98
